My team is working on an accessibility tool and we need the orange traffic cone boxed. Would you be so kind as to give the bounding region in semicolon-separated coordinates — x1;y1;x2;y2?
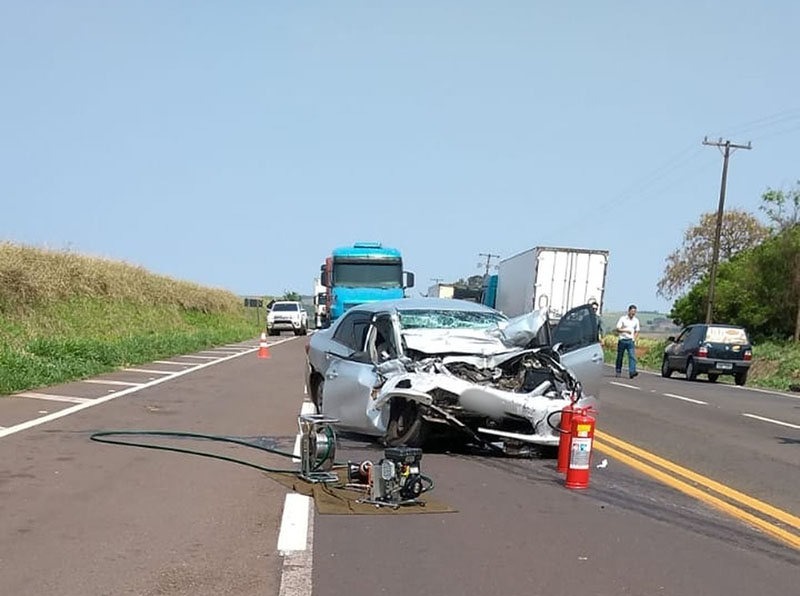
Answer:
257;332;271;359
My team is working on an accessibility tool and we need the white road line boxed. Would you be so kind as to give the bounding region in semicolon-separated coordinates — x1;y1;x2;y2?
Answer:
153;360;195;366
0;336;298;439
277;495;314;596
734;385;800;401
277;493;312;553
610;381;641;390
124;368;175;374
663;392;708;405
82;379;142;387
15;392;92;404
198;350;240;355
178;355;219;360
742;413;800;430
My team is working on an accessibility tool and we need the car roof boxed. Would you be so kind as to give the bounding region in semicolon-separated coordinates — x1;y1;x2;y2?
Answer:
347;298;502;315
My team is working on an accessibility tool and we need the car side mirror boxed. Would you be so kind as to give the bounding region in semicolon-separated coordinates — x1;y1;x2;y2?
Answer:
667;336;675;342
552;342;563;354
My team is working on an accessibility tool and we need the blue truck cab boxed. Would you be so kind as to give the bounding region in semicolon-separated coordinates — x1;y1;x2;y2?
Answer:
322;242;414;323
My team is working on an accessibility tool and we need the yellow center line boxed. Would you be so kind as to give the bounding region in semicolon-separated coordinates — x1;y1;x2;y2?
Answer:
593;439;800;550
595;430;800;531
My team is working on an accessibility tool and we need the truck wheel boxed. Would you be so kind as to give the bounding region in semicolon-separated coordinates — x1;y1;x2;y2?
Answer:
735;371;748;386
385;398;428;447
685;358;697;381
707;373;719;383
661;356;673;378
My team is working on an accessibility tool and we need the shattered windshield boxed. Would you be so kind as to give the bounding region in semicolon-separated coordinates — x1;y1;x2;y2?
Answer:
398;309;507;330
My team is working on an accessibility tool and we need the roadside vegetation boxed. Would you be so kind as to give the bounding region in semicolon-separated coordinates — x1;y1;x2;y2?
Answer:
0;243;260;395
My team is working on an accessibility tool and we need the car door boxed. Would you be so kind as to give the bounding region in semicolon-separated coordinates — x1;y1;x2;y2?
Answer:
551;304;604;397
321;311;381;433
672;326;694;371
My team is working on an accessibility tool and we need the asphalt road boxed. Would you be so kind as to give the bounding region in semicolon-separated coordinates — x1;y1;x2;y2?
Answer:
1;339;798;595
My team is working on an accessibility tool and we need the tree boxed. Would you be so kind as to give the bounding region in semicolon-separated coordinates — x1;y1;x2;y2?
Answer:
670;225;800;340
282;290;301;301
657;209;769;299
760;182;800;232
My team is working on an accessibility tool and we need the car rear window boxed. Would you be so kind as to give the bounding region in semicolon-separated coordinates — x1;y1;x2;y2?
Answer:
705;326;748;345
272;303;299;311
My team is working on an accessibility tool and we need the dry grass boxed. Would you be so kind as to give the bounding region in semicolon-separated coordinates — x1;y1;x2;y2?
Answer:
0;242;239;314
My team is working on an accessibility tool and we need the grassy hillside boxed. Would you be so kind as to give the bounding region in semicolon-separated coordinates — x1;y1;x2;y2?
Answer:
0;243;260;395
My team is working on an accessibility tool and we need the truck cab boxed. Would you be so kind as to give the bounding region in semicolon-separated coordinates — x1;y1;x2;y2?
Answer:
321;242;414;324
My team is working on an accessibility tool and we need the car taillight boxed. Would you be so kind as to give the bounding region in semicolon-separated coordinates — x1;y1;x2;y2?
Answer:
698;346;708;358
744;350;752;361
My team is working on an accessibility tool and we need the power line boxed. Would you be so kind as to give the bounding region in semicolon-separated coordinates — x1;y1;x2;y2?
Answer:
702;137;753;324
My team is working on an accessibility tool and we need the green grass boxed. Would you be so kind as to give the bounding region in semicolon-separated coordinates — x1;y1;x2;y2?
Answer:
602;335;800;391
0;243;261;395
0;298;260;395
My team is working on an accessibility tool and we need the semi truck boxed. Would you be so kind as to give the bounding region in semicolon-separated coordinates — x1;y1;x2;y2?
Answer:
312;277;327;329
319;242;414;325
494;246;609;319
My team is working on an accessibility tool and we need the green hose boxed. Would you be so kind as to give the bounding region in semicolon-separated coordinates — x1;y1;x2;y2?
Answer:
90;430;300;474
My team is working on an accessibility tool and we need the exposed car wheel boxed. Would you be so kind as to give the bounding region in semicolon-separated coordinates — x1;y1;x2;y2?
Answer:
300;325;308;336
735;371;748;386
385;398;428;447
708;373;719;383
661;356;673;378
685;358;697;381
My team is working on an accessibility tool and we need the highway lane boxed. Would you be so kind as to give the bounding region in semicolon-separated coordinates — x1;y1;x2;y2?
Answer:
1;338;798;595
0;337;306;596
597;366;799;515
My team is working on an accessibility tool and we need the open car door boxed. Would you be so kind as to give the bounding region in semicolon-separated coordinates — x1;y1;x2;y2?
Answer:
551;304;603;397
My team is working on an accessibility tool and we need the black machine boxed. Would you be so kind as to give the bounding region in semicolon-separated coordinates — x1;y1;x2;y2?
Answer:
348;446;429;508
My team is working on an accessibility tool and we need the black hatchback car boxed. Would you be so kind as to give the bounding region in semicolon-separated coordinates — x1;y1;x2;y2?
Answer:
661;324;753;385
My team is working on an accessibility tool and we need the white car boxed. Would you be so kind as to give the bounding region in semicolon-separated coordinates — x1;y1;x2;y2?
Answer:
267;301;308;336
306;298;601;453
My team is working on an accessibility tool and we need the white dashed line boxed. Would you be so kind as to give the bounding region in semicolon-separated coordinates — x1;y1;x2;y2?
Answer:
663;392;708;405
82;379;142;387
177;355;219;360
610;381;641;390
0;336;297;439
124;368;175;374
742;413;800;430
15;392;92;404
153;361;195;366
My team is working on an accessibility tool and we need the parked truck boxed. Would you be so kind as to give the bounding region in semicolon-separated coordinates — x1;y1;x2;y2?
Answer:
494;247;609;319
319;242;414;325
312;277;328;329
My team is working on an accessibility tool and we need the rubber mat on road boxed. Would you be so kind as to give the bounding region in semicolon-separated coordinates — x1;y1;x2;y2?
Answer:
265;471;457;515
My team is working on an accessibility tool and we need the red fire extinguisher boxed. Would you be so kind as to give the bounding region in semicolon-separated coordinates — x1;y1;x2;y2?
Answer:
565;408;596;490
556;405;575;473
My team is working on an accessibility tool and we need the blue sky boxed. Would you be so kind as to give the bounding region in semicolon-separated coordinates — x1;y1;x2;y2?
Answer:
2;1;799;312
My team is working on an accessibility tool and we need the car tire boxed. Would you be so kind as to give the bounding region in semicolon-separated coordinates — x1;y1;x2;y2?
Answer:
685;358;697;381
311;376;324;411
385;398;428;447
735;371;748;386
661;356;673;378
708;373;719;383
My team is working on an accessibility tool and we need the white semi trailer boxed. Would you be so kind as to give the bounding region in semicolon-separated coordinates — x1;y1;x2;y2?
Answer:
495;247;609;319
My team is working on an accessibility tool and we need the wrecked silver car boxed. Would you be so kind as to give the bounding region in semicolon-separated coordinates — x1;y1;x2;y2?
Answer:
306;298;601;453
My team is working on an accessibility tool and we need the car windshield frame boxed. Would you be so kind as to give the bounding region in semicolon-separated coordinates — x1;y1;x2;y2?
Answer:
398;308;507;330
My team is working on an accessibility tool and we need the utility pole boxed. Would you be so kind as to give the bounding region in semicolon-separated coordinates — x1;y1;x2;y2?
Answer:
702;137;752;323
478;253;500;277
430;277;444;285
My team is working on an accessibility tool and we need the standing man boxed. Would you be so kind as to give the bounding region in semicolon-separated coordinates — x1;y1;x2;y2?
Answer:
615;304;640;379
